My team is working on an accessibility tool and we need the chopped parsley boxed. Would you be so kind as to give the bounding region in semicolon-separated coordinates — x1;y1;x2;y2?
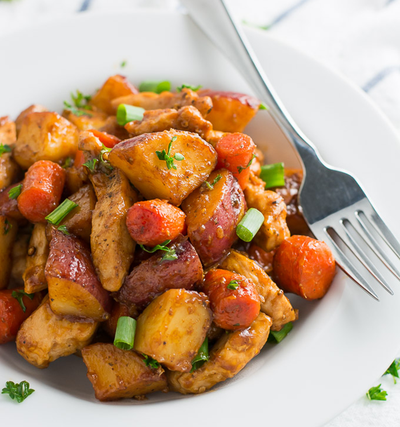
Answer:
366;384;388;401
8;184;22;200
57;225;70;236
139;240;178;262
227;280;239;290
191;338;209;372
0;144;11;156
156;136;184;170
83;158;98;173
238;154;256;174
64;89;93;117
2;381;35;403
120;60;127;68
385;359;400;383
177;84;202;92
143;355;160;369
62;157;73;169
259;103;268;110
203;174;222;191
3;218;12;235
11;290;34;313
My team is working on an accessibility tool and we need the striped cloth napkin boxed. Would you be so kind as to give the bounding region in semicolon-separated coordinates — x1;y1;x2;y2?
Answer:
1;0;400;425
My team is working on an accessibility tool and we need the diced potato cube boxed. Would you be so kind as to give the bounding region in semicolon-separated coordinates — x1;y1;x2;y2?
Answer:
0;215;18;289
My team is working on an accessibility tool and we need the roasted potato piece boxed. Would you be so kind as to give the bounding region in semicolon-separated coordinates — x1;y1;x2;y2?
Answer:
16;296;98;369
14;112;79;170
23;223;49;294
198;90;261;132
109;130;217;206
10;231;30;286
134;289;212;373
0;215;18;289
181;169;246;266
0;153;20;191
15;104;47;134
244;172;290;252
111;88;213;117
220;250;296;331
59;184;96;242
91;169;137;292
45;228;112;321
62;109;108;131
167;312;272;394
117;238;203;310
0;116;16;145
82;343;168;401
90;74;138;115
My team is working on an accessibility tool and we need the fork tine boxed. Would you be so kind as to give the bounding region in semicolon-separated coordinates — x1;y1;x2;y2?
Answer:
340;219;394;295
320;228;380;300
355;210;400;280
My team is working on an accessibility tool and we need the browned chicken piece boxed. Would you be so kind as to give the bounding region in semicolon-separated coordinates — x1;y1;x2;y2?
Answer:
16;296;98;369
125;106;214;140
250;148;264;176
82;343;168;401
220;250;296;331
99;116;130;140
167;312;272;394
10;231;30;286
91;168;137;292
0;116;16;145
0;215;18;290
15;104;47;134
111;88;213;117
62;109;108;131
244;172;290;252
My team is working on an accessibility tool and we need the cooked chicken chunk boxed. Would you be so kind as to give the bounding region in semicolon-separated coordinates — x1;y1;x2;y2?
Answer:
167;312;272;394
244;172;290;251
220;250;296;331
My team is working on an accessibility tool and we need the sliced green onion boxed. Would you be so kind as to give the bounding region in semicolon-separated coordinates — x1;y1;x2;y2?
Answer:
45;199;78;226
191;337;209;372
259;162;285;189
114;316;137;350
8;184;22;200
236;208;264;242
268;322;293;343
177;84;202;92
139;80;171;94
116;104;145;126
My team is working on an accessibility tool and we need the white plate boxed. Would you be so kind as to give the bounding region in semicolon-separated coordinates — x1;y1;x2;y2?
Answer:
1;10;400;427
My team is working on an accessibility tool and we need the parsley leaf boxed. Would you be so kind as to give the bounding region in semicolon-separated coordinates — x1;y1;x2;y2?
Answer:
11;290;34;313
238;153;256;174
64;90;93;117
62;157;73;169
142;355;160;369
57;225;70;236
139;240;178;262
385;359;400;383
8;184;22;200
3;219;12;235
2;381;35;403
177;84;202;92
83;158;98;173
0;144;11;156
120;60;127;68
366;384;388;401
259;103;268;110
227;280;239;290
191;338;209;372
155;136;184;170
203;174;222;191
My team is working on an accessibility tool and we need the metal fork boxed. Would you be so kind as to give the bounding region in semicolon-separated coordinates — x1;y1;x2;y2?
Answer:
181;0;400;300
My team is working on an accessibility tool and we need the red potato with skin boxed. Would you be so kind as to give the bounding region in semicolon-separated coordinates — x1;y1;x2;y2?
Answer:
273;235;336;300
198;90;261;132
17;161;66;223
202;269;260;330
126;199;186;247
117;237;203;311
45;228;112;321
215;133;256;190
0;289;42;344
181;169;246;267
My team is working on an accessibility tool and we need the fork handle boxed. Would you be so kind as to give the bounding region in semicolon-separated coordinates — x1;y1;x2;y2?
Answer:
181;0;323;171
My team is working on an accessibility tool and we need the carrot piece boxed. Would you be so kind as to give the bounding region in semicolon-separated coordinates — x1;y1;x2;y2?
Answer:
18;160;66;223
0;289;42;344
273;235;336;300
202;269;260;330
126;199;186;247
215;133;256;190
88;129;121;149
74;149;85;169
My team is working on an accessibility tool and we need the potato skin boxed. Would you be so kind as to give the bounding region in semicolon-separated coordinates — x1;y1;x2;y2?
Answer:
0;215;18;289
167;312;272;394
109;129;217;206
14;112;78;170
16;296;98;368
134;289;212;373
45;228;112;321
82;343;168;401
273;235;336;300
91;169;137;292
117;238;203;310
181;169;246;267
0;153;20;192
15;104;47;135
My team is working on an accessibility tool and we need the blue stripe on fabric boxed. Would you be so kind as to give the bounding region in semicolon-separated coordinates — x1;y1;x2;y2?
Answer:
362;67;400;92
78;0;92;12
267;0;315;29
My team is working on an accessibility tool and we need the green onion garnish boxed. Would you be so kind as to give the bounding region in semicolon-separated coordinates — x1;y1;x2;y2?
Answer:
139;80;171;94
236;208;264;242
259;162;285;189
8;184;22;200
191;337;209;372
268;322;293;343
114;316;137;350
116;104;145;126
45;199;78;226
177;84;202;92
